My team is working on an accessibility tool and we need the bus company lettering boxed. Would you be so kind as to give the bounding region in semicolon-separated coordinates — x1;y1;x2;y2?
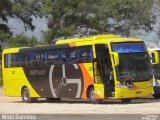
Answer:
30;70;45;76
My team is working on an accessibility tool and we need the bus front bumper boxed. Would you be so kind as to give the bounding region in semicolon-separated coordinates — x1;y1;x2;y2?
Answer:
114;86;153;99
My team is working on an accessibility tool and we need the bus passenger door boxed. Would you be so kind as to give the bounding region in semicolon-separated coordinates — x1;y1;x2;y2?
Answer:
94;44;114;98
93;59;104;99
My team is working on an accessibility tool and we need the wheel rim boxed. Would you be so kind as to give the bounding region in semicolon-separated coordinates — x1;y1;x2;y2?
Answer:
90;90;96;101
23;90;29;101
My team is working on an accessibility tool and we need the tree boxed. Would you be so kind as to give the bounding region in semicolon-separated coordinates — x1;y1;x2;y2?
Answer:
40;0;156;43
146;0;160;47
8;34;38;47
0;0;42;46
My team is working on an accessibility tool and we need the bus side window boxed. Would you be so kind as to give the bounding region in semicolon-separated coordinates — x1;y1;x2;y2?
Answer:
77;46;93;63
20;53;30;67
61;49;68;64
5;54;20;68
61;48;77;64
47;50;60;65
11;54;20;67
69;48;77;64
31;51;45;66
95;44;109;58
4;54;11;68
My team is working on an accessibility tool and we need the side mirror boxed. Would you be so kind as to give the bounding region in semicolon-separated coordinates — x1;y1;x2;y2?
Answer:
110;52;119;66
148;51;159;65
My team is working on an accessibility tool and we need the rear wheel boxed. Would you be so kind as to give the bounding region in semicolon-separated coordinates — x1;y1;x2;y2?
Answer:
22;87;33;103
153;94;160;99
88;87;102;104
121;98;132;103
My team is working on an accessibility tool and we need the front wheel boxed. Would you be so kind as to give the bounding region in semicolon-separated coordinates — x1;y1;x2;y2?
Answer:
22;87;33;103
121;98;132;103
88;87;102;104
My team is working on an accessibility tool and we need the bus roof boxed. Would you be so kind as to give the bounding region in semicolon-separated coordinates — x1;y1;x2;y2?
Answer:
2;44;69;54
2;47;30;54
56;34;142;45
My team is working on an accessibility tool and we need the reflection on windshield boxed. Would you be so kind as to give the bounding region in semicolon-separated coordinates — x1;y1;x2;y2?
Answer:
116;53;152;81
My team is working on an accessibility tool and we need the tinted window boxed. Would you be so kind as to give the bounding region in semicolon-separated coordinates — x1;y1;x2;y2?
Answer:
19;53;31;67
5;53;20;68
61;48;77;64
5;54;11;68
31;51;45;66
112;43;146;53
95;44;109;58
77;46;93;63
47;50;60;65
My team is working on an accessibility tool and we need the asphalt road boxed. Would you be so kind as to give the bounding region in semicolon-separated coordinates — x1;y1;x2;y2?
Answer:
0;114;154;120
37;114;143;120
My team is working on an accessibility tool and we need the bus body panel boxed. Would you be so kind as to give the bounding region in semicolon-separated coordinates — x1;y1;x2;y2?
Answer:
3;67;40;97
79;63;94;98
22;63;93;99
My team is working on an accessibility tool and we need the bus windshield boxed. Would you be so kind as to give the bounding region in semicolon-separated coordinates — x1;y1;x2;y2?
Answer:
112;42;152;81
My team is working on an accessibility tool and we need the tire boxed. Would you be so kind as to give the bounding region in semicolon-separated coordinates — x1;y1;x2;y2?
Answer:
22;87;33;103
47;98;61;102
153;94;160;99
88;87;102;104
121;98;132;103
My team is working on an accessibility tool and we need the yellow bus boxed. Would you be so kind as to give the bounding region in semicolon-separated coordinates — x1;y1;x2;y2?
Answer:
2;34;153;103
148;48;160;98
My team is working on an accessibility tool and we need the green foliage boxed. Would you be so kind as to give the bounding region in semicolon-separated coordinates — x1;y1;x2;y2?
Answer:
40;0;156;42
0;0;158;44
0;30;10;46
0;0;13;36
12;0;42;31
37;41;50;46
8;34;38;47
0;0;42;46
